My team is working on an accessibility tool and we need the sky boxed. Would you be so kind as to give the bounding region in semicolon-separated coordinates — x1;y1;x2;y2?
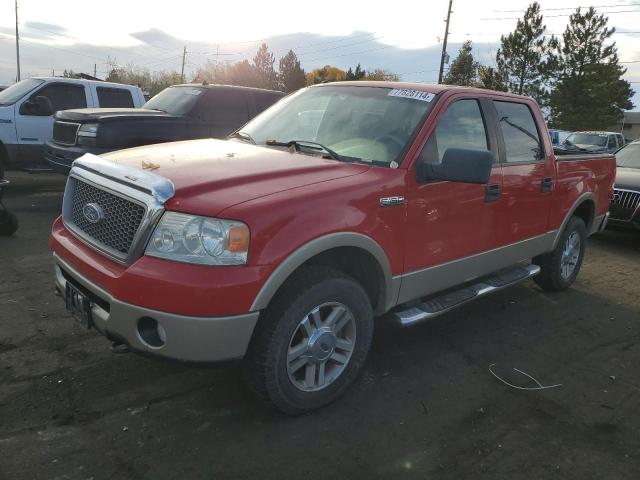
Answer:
0;0;639;109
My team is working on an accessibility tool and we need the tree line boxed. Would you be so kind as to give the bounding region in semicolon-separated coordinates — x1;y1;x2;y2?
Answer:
443;3;634;130
104;44;400;97
102;3;633;130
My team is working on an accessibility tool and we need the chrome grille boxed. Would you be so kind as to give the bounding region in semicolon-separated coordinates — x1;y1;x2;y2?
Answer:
66;177;146;256
610;188;640;221
53;121;80;146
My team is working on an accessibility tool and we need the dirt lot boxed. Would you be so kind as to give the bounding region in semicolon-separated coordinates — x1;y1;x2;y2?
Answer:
1;172;639;480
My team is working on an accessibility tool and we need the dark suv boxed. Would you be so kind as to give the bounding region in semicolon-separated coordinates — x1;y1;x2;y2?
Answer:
46;84;284;174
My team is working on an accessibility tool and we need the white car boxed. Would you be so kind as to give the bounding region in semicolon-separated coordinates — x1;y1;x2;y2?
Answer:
0;77;145;177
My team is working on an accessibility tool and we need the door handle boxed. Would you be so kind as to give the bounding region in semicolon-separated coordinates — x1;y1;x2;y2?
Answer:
485;183;501;203
541;177;553;192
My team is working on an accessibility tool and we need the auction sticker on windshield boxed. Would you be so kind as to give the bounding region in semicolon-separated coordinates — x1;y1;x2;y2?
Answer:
387;89;435;102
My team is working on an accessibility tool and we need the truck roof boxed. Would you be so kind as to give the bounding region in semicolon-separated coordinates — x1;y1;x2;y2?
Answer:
573;131;621;135
171;83;285;95
32;76;141;91
312;81;534;101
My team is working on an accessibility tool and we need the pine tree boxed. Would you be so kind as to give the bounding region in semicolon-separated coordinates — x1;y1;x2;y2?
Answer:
346;64;366;80
443;41;478;86
496;2;552;102
278;50;305;93
476;66;508;91
547;7;634;129
253;43;278;90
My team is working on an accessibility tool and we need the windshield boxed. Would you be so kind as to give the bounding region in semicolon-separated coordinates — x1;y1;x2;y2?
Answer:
238;85;436;166
143;86;203;115
616;144;640;168
565;133;608;147
0;78;45;106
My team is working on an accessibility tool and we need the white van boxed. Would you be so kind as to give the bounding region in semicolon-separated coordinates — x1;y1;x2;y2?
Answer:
0;77;145;177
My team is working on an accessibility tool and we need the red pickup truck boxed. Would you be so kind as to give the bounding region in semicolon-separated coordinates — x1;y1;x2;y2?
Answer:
50;82;615;414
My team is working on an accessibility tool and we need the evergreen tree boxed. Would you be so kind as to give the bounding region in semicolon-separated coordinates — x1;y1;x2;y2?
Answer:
443;41;478;86
547;7;634;129
476;66;508;91
496;2;552;102
278;50;305;93
253;43;278;90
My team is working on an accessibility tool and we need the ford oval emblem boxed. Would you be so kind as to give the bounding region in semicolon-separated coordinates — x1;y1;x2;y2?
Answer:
82;203;104;224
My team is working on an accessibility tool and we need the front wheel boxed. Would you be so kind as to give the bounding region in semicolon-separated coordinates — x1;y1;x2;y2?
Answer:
244;267;373;415
533;216;586;291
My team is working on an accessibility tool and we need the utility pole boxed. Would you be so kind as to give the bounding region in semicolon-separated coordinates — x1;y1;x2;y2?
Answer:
438;0;453;84
94;63;97;78
15;0;21;81
181;46;187;83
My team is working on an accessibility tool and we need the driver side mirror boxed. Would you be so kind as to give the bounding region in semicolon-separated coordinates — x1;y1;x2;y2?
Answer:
417;148;494;184
20;96;53;116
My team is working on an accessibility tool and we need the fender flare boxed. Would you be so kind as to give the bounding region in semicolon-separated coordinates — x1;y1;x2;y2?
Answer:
250;232;398;314
552;192;596;248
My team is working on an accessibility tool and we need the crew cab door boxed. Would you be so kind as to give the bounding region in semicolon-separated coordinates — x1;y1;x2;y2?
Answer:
400;97;503;302
490;100;554;246
14;82;88;167
188;89;251;139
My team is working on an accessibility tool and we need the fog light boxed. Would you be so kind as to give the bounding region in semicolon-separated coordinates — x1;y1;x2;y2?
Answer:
137;317;166;348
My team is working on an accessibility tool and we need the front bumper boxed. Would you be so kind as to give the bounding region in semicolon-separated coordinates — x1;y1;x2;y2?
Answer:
45;141;112;174
54;253;260;362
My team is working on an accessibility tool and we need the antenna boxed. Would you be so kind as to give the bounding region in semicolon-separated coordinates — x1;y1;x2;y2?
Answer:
15;0;21;81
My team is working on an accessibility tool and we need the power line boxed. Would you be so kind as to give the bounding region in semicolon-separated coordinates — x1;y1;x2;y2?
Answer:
482;8;640;20
493;3;640;13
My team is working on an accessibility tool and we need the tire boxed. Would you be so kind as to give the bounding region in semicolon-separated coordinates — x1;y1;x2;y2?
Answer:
0;210;18;236
533;216;586;291
244;266;374;415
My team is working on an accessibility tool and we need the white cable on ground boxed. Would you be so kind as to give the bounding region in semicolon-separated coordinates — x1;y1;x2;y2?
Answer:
489;363;562;390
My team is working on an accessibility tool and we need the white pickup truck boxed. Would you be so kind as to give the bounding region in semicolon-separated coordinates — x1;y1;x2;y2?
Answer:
0;77;145;177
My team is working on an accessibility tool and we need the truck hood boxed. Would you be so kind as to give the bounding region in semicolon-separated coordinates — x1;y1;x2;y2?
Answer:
615;167;640;191
56;108;178;122
98;138;370;216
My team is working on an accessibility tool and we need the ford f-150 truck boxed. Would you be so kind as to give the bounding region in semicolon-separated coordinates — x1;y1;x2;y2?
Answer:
49;82;615;414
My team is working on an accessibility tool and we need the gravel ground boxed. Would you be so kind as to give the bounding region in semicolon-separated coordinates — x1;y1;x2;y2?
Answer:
1;172;639;480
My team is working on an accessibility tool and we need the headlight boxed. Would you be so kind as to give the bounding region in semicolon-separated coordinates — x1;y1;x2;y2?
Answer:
77;123;98;146
145;212;250;265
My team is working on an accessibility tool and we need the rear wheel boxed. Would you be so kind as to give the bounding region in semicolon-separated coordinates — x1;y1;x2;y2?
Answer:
244;266;373;415
533;216;586;291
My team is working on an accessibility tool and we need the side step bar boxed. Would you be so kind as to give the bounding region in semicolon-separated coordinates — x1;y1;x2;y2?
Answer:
393;264;541;327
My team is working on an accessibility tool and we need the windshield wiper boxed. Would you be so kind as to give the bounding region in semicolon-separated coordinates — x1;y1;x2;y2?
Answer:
229;131;256;144
266;139;384;164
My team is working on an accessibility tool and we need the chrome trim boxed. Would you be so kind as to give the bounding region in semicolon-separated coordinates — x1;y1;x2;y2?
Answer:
396;232;555;305
610;188;640;222
73;154;175;204
62;154;175;265
394;264;541;327
53;121;81;146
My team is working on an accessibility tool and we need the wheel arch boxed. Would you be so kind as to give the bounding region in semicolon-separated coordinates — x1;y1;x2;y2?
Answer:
552;193;596;248
250;232;399;316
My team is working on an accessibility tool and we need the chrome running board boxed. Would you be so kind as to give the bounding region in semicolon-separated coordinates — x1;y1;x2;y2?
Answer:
393;264;541;327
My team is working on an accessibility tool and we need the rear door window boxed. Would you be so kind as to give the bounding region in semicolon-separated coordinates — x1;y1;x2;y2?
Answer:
253;92;282;115
197;90;250;125
420;99;489;163
494;101;543;163
96;87;134;108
